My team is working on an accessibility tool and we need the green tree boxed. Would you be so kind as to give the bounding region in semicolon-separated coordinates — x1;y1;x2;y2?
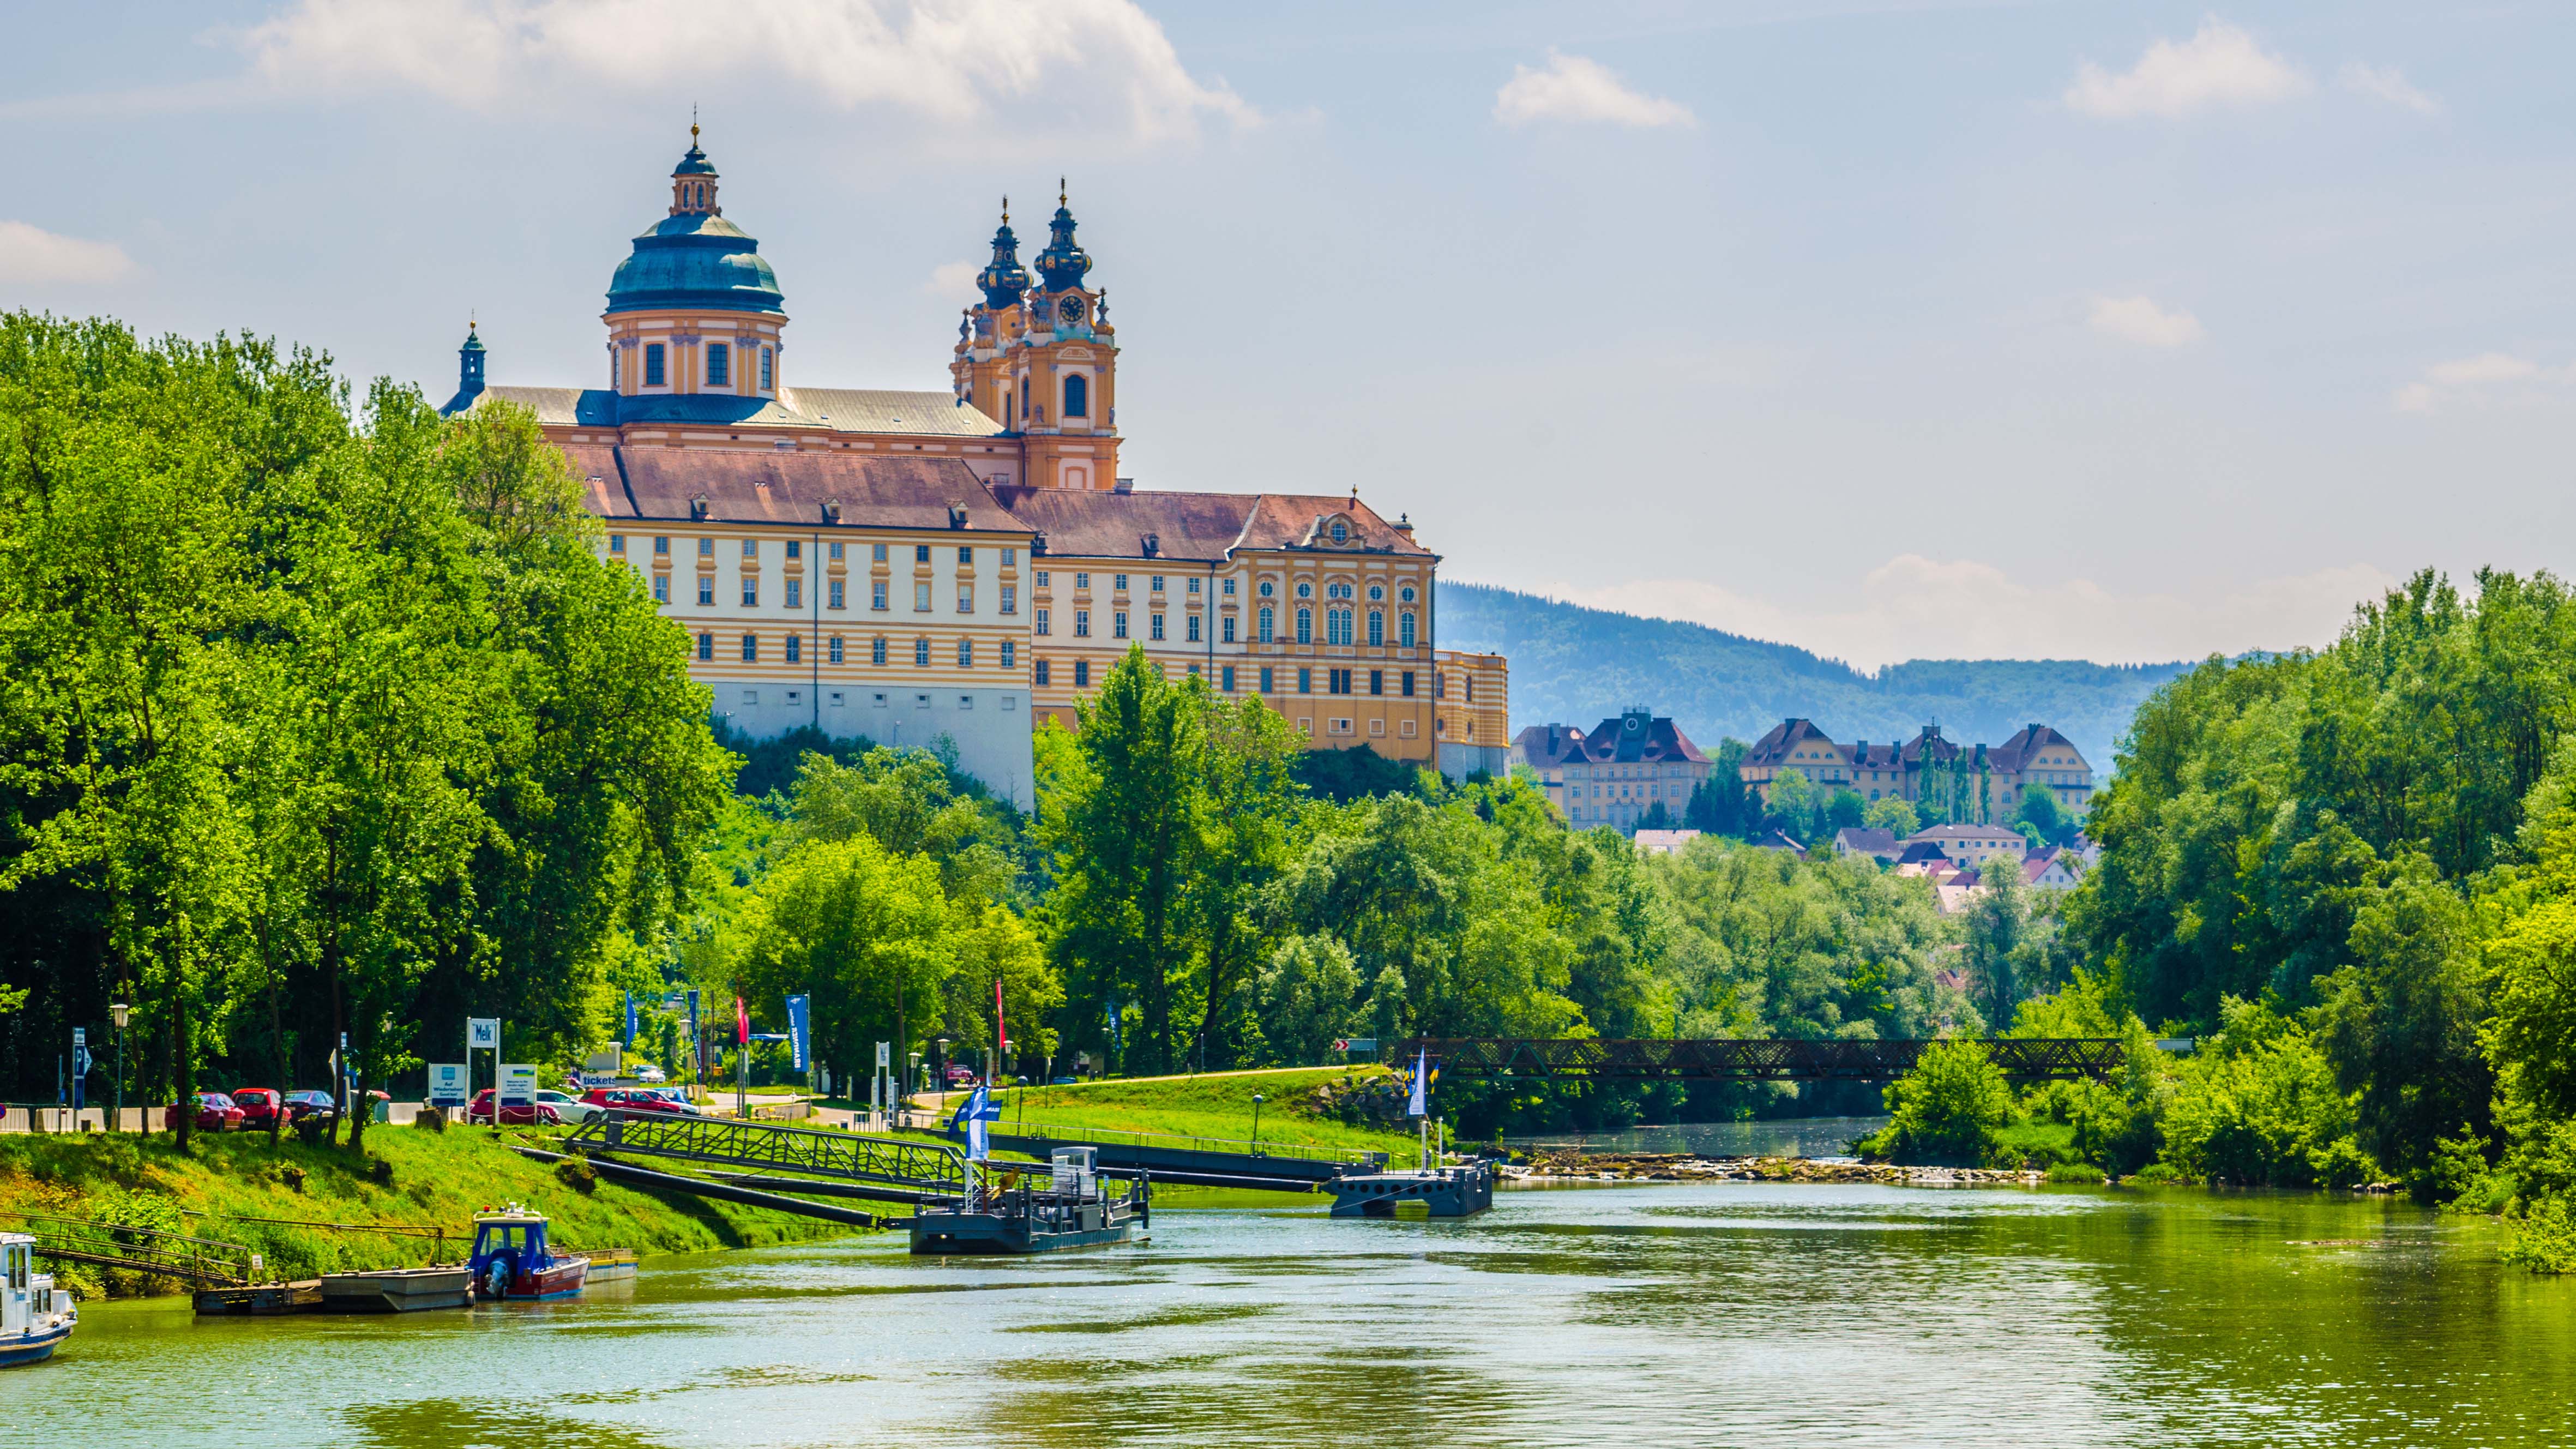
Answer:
733;834;952;1093
2011;785;2074;849
1763;769;1814;843
1874;1038;2013;1165
1863;796;1919;838
1256;934;1362;1066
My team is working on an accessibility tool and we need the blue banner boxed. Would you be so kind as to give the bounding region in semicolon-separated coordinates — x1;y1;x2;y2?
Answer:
1104;999;1119;1049
686;989;701;1074
623;990;637;1047
784;994;810;1072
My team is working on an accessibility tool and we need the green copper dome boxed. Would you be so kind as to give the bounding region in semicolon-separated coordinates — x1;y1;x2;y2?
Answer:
604;140;784;316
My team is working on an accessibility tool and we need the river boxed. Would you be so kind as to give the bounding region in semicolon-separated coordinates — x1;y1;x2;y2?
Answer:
14;1178;2574;1447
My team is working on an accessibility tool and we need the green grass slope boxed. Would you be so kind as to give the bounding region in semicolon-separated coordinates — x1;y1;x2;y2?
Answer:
988;1067;1425;1164
0;1120;859;1297
1438;580;2188;767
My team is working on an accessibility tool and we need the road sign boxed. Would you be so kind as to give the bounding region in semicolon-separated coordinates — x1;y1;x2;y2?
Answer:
498;1064;537;1107
467;1018;500;1051
426;1064;467;1105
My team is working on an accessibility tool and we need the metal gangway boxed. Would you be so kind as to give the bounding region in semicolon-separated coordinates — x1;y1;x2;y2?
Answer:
561;1110;970;1206
1394;1036;2128;1082
9;1212;255;1286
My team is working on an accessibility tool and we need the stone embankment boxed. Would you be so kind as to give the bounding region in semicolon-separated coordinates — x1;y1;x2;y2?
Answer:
1503;1151;2045;1188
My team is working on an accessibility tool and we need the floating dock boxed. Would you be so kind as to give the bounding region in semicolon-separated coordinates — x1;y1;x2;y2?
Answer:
320;1266;472;1313
1327;1163;1496;1218
195;1280;323;1316
910;1149;1148;1255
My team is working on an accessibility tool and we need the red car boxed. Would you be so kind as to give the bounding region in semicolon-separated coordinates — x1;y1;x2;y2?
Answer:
230;1087;287;1131
467;1089;561;1126
580;1088;691;1115
168;1093;245;1133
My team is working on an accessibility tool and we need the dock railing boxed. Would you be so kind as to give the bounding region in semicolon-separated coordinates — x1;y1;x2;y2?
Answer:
988;1118;1382;1169
7;1211;256;1286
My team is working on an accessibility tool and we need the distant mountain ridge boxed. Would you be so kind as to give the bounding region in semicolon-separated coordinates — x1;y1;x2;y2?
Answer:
1436;582;2189;769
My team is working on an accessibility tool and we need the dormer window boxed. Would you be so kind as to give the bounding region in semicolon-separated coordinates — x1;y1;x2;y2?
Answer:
1331;520;1348;543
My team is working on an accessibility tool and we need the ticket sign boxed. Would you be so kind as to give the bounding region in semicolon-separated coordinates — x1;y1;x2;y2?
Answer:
426;1063;468;1105
498;1063;537;1107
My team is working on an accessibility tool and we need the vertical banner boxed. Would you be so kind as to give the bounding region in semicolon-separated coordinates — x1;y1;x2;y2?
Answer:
784;994;810;1072
71;1028;86;1112
685;989;701;1075
623;990;637;1048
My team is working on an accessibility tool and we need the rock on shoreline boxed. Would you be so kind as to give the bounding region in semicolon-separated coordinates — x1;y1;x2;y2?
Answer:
1502;1151;2045;1188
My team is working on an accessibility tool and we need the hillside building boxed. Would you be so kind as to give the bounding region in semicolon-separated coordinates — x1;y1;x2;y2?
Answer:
1740;718;2094;822
443;131;1503;805
1512;708;1712;831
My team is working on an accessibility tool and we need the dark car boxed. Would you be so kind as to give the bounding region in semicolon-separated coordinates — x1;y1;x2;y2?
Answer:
581;1088;691;1115
468;1089;560;1126
168;1093;245;1133
282;1090;340;1123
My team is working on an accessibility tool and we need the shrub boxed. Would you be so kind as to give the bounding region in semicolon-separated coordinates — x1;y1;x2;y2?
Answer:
1873;1039;2014;1165
2502;1194;2576;1274
2127;1162;2181;1185
2046;1163;2109;1184
2158;996;2377;1188
555;1156;599;1195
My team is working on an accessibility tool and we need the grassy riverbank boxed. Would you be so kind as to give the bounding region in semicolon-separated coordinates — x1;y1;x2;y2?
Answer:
979;1066;1430;1163
0;1119;863;1298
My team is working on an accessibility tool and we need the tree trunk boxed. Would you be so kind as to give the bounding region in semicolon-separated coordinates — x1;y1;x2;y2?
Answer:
171;942;192;1153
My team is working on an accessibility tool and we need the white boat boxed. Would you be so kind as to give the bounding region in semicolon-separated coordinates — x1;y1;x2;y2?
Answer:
0;1233;76;1366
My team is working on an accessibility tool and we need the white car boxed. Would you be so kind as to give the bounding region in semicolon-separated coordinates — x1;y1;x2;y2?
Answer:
631;1064;667;1083
535;1090;603;1123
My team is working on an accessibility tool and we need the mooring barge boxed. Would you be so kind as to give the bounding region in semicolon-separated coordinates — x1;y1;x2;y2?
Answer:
910;1148;1149;1255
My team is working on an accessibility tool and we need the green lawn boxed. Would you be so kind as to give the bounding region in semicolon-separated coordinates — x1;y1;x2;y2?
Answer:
973;1066;1429;1164
0;1118;861;1297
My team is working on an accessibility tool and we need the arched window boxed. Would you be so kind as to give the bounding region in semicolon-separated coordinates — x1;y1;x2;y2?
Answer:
1020;378;1030;419
1296;608;1313;644
1259;606;1275;643
1399;611;1415;647
1064;374;1088;417
1367;610;1383;646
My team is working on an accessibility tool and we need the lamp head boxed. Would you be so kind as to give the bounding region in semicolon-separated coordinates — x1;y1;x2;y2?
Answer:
111;1002;130;1029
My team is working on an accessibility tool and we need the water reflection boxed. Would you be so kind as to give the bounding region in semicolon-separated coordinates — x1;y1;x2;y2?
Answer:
19;1182;2574;1448
1506;1115;1888;1158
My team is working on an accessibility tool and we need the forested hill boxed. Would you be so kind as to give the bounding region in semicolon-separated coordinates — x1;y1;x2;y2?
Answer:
1437;582;2190;767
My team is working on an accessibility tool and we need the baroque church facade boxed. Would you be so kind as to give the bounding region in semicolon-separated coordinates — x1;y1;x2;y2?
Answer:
445;133;1508;805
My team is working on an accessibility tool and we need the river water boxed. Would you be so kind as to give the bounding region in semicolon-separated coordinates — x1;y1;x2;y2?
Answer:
14;1180;2574;1448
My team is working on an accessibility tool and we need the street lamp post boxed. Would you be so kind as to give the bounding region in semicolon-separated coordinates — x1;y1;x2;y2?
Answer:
935;1038;950;1097
110;1002;129;1134
1251;1092;1265;1156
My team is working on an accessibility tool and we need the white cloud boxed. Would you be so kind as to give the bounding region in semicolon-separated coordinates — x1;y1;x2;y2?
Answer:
1545;556;2398;671
2087;294;2205;348
2064;18;2310;119
0;221;136;285
2393;352;2576;413
226;0;1252;142
2339;62;2440;116
1494;50;1693;129
923;260;977;296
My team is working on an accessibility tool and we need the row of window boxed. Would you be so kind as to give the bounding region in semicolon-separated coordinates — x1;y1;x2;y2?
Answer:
633;339;774;393
695;634;1021;670
1024;605;1420;648
1022;571;1418;607
664;576;1021;614
613;538;1024;568
1022;661;1420;699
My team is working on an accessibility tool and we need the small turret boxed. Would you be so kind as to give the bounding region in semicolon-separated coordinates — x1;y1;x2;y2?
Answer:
976;197;1030;309
1033;178;1092;293
670;122;719;217
441;320;486;416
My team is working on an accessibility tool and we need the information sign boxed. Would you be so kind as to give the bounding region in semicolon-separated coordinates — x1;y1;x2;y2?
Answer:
498;1063;537;1107
426;1063;468;1105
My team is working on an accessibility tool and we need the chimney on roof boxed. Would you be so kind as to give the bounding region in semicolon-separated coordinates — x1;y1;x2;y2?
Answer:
2029;722;2043;737
1392;512;1414;538
1113;477;1134;493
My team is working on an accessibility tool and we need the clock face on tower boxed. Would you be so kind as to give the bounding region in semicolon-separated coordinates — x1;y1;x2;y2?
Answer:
1056;296;1085;326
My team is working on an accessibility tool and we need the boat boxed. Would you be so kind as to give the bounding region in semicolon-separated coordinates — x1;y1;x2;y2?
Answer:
1327;1162;1496;1218
466;1204;589;1301
1;1232;76;1366
319;1266;473;1313
910;1148;1149;1255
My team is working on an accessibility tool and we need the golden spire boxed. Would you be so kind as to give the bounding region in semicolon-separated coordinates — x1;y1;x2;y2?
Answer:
1059;176;1067;206
691;103;699;145
1001;194;1009;225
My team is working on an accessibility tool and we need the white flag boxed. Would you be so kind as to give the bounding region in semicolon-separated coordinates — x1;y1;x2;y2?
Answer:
1408;1048;1427;1117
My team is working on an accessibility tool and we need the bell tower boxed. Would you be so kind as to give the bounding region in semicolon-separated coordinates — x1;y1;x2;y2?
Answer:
952;182;1119;490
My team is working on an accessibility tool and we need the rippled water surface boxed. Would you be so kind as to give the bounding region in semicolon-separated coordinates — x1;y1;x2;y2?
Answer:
13;1181;2574;1448
1507;1115;1889;1158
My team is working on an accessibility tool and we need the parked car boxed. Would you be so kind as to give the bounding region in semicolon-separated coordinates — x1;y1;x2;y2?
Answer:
168;1093;245;1133
534;1090;603;1124
467;1089;561;1126
943;1065;978;1087
281;1090;340;1125
580;1087;691;1115
631;1064;667;1083
230;1087;287;1131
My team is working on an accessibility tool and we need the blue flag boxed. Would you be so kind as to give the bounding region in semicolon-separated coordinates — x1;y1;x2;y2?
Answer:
622;990;637;1048
952;1083;999;1161
1104;999;1120;1049
784;994;810;1072
1408;1047;1428;1117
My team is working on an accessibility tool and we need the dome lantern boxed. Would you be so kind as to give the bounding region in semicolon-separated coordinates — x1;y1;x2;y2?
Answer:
1033;178;1092;293
975;196;1030;310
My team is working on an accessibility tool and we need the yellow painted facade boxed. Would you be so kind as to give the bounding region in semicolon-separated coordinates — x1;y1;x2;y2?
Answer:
448;135;1505;800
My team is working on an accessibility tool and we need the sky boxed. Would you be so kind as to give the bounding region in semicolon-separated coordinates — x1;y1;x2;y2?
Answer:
6;1;2572;670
